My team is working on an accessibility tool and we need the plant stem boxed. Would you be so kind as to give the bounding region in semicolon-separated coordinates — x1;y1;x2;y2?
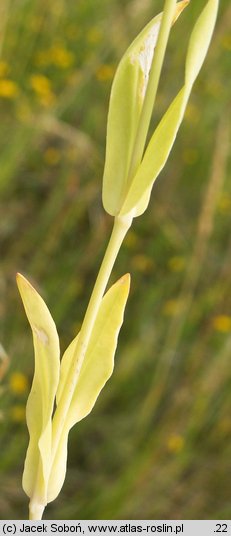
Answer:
51;212;133;465
128;0;177;180
27;212;133;521
29;501;45;520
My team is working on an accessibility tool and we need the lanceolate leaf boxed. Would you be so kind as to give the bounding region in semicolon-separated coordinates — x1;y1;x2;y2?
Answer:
102;1;189;217
119;0;219;217
16;274;60;505
185;0;219;86
47;274;130;502
121;89;186;216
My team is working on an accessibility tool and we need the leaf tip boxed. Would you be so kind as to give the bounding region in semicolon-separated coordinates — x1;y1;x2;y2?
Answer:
118;273;131;292
16;271;22;283
16;272;33;294
16;272;26;290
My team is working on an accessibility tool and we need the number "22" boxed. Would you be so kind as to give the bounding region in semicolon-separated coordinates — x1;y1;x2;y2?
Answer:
215;524;228;533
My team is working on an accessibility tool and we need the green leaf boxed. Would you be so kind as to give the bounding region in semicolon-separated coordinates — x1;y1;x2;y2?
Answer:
47;274;130;502
102;1;189;217
185;0;219;88
16;273;60;504
120;88;186;216
119;0;219;217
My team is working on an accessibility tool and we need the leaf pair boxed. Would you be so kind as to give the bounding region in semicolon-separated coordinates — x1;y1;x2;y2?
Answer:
17;272;130;510
103;0;219;218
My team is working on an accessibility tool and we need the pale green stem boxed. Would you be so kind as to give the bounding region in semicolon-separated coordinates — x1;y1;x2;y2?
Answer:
51;212;133;465
29;501;45;520
128;0;177;180
28;212;133;521
27;455;47;520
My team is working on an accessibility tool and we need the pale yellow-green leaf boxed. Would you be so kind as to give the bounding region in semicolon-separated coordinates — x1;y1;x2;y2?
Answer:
120;88;186;216
119;0;219;217
102;1;189;217
47;423;69;503
47;274;130;502
16;273;60;503
185;0;219;88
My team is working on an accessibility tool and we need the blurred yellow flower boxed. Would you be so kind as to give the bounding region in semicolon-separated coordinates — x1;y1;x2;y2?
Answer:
44;147;61;166
36;46;74;69
9;372;29;395
212;315;231;333
29;74;55;106
10;404;25;423
167;433;185;453
96;64;115;82
0;79;18;98
30;74;51;93
168;255;185;272
50;45;74;68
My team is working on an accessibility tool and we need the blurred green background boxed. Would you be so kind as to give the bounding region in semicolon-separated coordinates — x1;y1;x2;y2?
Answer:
0;0;230;521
